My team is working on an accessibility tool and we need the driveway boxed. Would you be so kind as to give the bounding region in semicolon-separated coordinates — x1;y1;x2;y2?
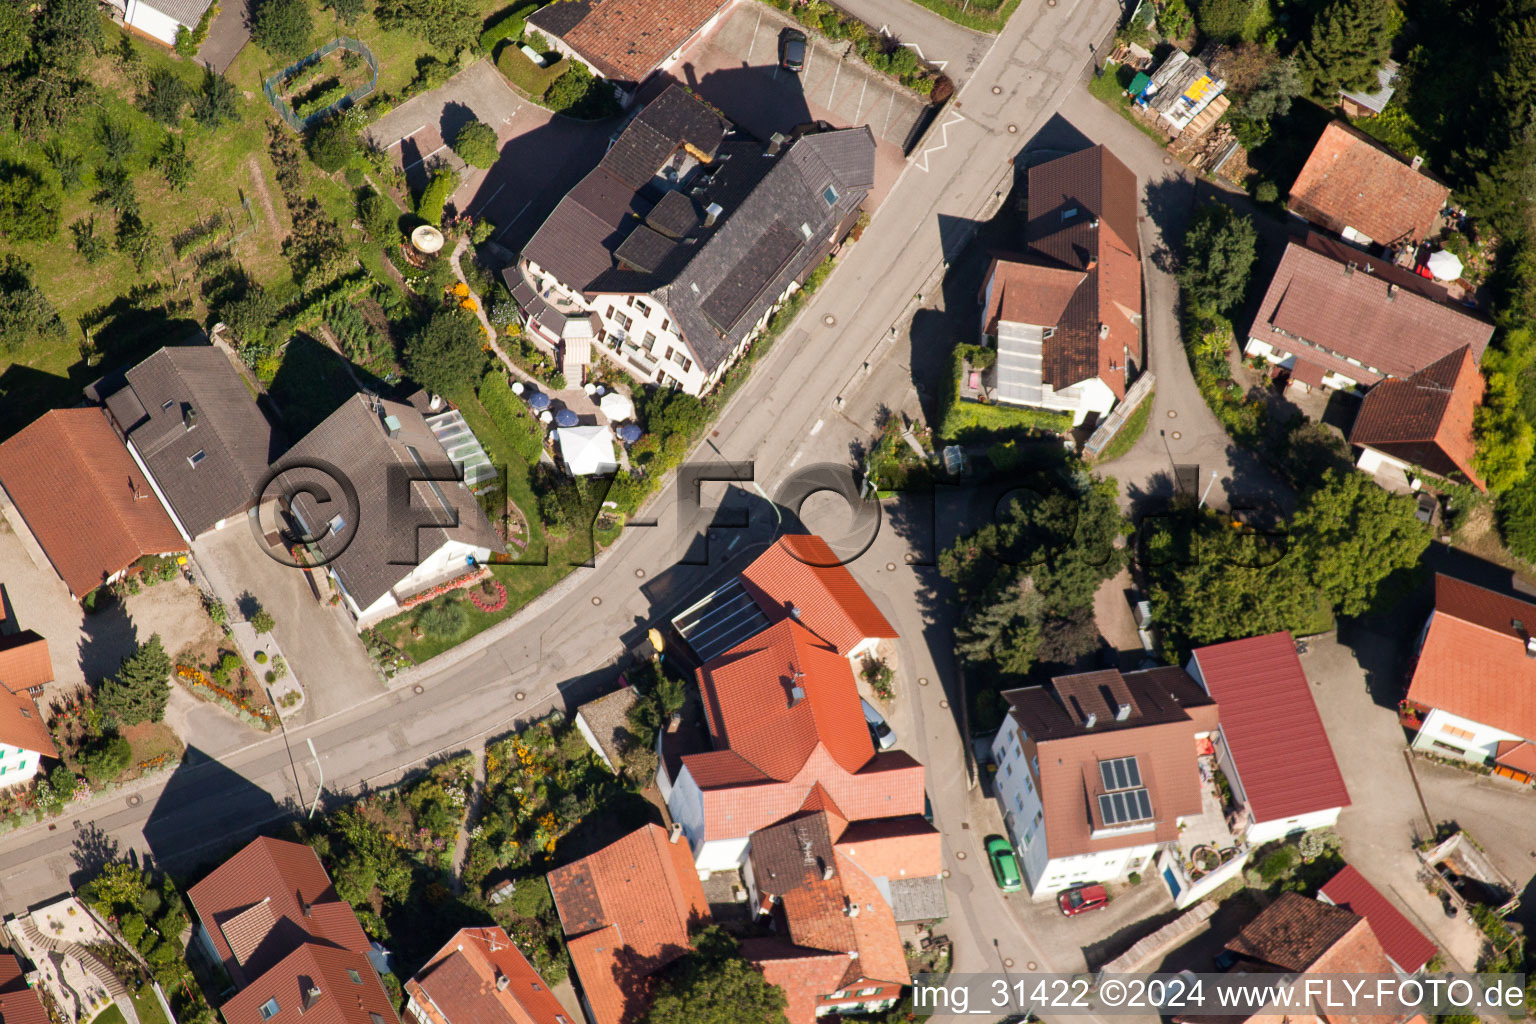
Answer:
666;2;929;207
192;520;382;722
196;0;252;74
366;60;615;253
0;513;89;698
831;0;995;84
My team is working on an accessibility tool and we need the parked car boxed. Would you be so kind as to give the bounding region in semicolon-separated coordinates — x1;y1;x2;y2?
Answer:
861;697;896;749
1057;883;1109;916
986;835;1022;892
779;28;807;71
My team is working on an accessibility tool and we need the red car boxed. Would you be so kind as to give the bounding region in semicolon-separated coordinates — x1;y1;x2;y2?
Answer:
1058;884;1109;916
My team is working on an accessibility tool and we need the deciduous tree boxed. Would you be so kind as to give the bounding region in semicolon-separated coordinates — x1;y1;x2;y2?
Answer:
252;0;313;59
404;307;487;397
1289;469;1430;616
0;162;61;242
641;928;789;1024
374;0;478;51
451;119;498;169
0;256;65;353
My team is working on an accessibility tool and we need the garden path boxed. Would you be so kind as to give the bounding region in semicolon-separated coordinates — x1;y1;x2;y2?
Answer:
446;237;543;390
448;737;486;893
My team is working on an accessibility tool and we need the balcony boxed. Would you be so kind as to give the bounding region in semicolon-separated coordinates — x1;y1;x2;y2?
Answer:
620;340;659;375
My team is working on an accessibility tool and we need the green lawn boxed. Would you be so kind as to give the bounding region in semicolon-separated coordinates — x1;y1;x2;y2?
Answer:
91;1004;127;1024
1094;390;1154;463
131;986;170;1024
1086;63;1170;147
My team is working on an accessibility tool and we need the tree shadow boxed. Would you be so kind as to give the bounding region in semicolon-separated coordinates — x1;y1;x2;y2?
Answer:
438;100;477;154
235;590;261;619
78;594;136;686
69;822;120;887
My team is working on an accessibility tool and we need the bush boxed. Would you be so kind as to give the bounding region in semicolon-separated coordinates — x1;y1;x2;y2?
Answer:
417;599;467;638
1496;474;1536;564
81;735;132;786
0;162;62;243
1257;845;1298;882
254;651;269;664
478;3;534;53
478;372;546;466
252;609;275;634
452;119;499;168
541;61;620;119
140;67;190;125
253;0;313;57
358;189;400;241
415;167;457;226
495;45;566;98
306;116;356;172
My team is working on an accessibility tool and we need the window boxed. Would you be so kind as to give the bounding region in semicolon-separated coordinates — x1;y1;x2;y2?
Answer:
1033;809;1042;826
1025;775;1033;794
617;313;633;330
1031;756;1039;775
259;999;280;1021
830;991;849;1000
1062;207;1078;220
1004;763;1012;777
188;449;206;467
678;355;693;372
1431;740;1466;754
661;318;671;332
370;1015;387;1024
161;399;175;411
606;305;615;319
1440;723;1475;741
799;222;812;239
859;988;881;997
347;970;362;985
18;709;28;720
1013;793;1023;812
625;295;634;306
328;514;346;535
636;300;651;316
823;185;840;205
16;761;22;772
531;983;541;991
1099;756;1142;791
665;347;675;362
643;331;656;350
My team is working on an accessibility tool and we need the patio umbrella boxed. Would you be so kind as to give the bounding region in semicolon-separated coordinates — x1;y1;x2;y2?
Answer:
555;408;580;428
511;381;524;396
616;423;642;444
1427;249;1464;281
527;391;551;412
538;410;553;424
599;391;634;422
583;382;598;396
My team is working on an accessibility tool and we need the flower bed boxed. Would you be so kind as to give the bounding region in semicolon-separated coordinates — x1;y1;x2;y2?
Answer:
469;580;508;612
175;666;278;729
398;566;492;609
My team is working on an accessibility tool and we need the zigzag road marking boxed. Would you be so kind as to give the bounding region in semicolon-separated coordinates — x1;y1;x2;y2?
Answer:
879;24;948;69
914;111;966;172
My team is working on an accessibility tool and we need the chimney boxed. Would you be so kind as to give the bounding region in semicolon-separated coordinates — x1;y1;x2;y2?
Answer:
667;710;682;733
383;413;402;440
1410;155;1424;171
183;406;197;430
822;864;835;881
495;973;510;993
1345;262;1356;276
790;685;806;705
1388;283;1399;301
303;987;321;1012
668;822;683;844
844;901;860;918
1098;323;1110;339
428;393;444;412
764;131;788;157
788;604;801;620
1527;637;1536;659
1083;711;1098;729
1115;701;1132;722
704;202;723;227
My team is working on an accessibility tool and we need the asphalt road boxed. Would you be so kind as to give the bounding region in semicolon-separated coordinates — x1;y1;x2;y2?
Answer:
1;0;1124;1014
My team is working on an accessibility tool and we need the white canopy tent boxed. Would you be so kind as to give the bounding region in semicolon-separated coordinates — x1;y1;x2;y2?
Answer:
556;425;619;476
599;391;635;422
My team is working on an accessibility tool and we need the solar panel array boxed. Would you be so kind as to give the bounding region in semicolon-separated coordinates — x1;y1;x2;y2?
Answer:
1099;756;1142;791
1098;789;1154;826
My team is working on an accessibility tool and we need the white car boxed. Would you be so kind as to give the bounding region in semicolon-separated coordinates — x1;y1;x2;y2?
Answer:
861;697;896;749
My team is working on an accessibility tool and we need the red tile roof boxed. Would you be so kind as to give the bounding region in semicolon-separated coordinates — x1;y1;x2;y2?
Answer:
1349;346;1485;489
0;631;53;693
1289;123;1451;246
547;824;708;1024
0;681;56;759
1406;575;1536;741
526;0;732;85
696;618;874;782
1246;234;1493;388
1225;892;1365;971
406;927;570;1024
834;816;941;879
0;409;185;598
739;941;849;1024
187;837;370;988
981;259;1085;336
0;952;49;1024
1319;866;1437;974
1192;632;1350;824
219;942;398;1024
739;535;898;657
1494;740;1536;775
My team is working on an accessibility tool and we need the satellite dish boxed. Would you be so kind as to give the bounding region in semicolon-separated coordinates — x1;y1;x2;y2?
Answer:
411;224;445;254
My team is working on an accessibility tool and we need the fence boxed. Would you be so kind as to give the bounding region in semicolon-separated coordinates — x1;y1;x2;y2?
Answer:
263;36;379;133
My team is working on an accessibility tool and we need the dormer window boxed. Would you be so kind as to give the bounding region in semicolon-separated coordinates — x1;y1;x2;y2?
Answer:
259;999;279;1021
1062;207;1078;221
188;449;206;467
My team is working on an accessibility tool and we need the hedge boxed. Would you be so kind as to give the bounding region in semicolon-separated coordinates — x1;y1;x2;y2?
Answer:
478;1;537;54
495;45;567;99
416;167;457;226
478;371;545;467
936;345;1073;441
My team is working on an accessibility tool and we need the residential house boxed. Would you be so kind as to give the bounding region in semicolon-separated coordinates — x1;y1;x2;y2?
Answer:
989;666;1219;897
1318;865;1437;975
0;600;53;697
1339;61;1399;118
1288;122;1450;250
661;616;925;873
547;823;709;1024
1140;50;1227;134
573;687;641;773
739;788;939;1023
0;655;57;789
0;953;49;1024
1403;574;1536;781
269;395;502;628
186;836;398;1024
104;0;215;47
0;408;185;600
975;145;1141;425
525;0;737;102
93;344;281;542
1349;345;1485;491
404;926;572;1024
1187;632;1350;845
509;85;875;395
1243;232;1494;394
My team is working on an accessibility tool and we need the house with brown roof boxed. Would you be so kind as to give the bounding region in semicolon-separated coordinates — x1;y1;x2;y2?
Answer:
547;823;709;1024
92;343;281;541
739;787;940;1023
525;0;736;100
988;666;1218;897
0;953;49;1024
1188;633;1350;845
404;926;574;1024
186;836;397;1024
1349;345;1485;491
269;395;502;628
1403;575;1536;782
1317;865;1437;975
1244;233;1493;395
0;408;185;600
974;145;1142;426
1289;122;1450;249
0;596;57;790
509;86;875;395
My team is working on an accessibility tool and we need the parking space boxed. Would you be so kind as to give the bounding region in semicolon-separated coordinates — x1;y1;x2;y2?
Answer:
192;519;382;722
365;61;615;254
664;2;934;209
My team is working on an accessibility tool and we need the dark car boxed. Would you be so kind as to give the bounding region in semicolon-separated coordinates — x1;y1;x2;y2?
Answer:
1057;883;1109;916
780;28;807;72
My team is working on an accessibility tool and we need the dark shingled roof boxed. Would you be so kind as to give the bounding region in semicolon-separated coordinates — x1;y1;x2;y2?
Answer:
615;223;679;274
646;189;700;239
273;396;502;611
1004;665;1215;742
1225;892;1361;971
98;344;280;538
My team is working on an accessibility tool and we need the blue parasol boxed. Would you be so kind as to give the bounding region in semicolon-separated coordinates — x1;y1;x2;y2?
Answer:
527;391;551;412
554;408;580;428
616;423;642;443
